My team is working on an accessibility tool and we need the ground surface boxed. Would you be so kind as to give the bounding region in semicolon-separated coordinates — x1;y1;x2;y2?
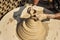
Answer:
0;0;21;20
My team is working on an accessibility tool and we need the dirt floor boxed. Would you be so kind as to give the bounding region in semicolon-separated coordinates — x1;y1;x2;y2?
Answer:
0;0;21;20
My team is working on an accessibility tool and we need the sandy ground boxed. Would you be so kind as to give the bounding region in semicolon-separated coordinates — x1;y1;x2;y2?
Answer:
0;7;60;40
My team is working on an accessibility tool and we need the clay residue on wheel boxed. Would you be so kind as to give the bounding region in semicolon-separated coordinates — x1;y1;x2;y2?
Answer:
8;18;13;24
0;31;2;35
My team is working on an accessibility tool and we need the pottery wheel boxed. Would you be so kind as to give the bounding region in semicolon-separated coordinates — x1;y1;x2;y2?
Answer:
0;6;60;40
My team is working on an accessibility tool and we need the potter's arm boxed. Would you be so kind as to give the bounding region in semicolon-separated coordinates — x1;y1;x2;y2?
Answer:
43;8;60;19
45;13;60;19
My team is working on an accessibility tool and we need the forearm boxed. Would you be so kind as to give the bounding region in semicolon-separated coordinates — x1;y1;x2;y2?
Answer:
46;13;60;19
54;13;60;19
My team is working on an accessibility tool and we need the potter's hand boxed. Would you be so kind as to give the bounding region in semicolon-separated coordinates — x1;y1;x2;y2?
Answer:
32;5;44;11
36;14;48;21
27;6;36;17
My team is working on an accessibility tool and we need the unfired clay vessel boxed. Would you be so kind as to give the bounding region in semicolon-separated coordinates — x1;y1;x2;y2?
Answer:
17;5;49;40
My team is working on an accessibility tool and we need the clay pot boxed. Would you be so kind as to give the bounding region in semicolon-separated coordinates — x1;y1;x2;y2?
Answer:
17;6;48;40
